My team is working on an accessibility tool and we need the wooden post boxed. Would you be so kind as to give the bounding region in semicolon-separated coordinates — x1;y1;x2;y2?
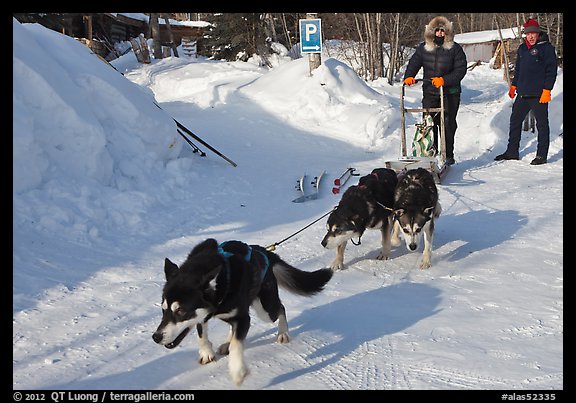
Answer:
439;85;446;163
149;13;163;59
306;13;321;76
495;18;511;85
309;54;321;76
83;15;93;49
162;14;179;57
400;84;407;158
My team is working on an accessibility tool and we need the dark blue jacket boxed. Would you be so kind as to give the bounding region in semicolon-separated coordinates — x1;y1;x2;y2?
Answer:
404;41;467;96
512;33;557;97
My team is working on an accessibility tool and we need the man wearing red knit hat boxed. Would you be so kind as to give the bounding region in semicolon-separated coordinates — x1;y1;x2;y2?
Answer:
494;18;558;165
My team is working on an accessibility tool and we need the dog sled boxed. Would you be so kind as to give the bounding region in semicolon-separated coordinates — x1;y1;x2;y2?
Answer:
385;80;449;184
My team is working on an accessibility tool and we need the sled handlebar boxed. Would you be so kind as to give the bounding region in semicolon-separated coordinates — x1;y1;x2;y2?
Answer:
403;78;442;87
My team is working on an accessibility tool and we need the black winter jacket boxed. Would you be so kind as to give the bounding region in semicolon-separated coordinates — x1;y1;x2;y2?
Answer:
404;41;468;96
512;33;557;97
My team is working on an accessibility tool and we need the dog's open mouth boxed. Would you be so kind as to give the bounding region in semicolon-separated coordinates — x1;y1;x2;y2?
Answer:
165;327;191;349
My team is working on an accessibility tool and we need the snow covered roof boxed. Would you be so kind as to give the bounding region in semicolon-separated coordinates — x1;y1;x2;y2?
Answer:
455;27;521;44
110;13;211;28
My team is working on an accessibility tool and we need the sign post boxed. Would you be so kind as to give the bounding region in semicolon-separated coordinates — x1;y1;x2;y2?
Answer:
299;14;322;76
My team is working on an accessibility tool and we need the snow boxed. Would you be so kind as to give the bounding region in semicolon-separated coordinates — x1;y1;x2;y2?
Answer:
110;13;212;28
13;18;563;391
454;27;521;44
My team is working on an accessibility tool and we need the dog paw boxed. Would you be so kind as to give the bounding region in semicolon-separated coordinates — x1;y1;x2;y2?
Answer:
376;252;390;261
419;260;431;270
231;366;250;386
217;342;230;355
329;260;344;271
276;332;290;344
198;350;216;365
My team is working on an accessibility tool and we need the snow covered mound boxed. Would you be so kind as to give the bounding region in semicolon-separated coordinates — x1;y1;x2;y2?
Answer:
12;18;182;194
241;57;393;146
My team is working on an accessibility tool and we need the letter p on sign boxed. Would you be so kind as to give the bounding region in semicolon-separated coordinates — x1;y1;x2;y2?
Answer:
305;24;317;40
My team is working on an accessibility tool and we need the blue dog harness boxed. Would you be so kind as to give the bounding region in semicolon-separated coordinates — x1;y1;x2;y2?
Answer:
217;241;269;280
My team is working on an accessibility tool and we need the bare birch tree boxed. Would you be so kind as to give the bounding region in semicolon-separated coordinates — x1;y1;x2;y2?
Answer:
386;13;400;85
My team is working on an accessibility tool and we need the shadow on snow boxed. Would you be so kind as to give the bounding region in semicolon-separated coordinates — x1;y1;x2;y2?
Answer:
263;281;441;387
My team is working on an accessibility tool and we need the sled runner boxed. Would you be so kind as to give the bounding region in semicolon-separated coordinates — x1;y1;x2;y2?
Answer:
385;80;448;184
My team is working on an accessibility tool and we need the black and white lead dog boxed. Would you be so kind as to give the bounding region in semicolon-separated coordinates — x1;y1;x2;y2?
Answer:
321;168;398;270
152;238;333;386
392;168;442;269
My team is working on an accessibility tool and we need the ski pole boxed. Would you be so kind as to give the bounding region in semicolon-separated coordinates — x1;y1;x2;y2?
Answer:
177;128;206;156
153;101;238;167
173;119;237;167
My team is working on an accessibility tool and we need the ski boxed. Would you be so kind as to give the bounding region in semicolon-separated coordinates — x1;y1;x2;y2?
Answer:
292;171;325;203
309;170;326;200
292;174;309;203
332;167;358;194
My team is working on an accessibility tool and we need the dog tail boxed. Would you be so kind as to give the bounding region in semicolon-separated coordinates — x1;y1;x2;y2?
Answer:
270;257;333;296
434;201;442;218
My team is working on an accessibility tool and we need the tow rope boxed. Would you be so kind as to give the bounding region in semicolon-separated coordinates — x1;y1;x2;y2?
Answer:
263;196;395;252
265;207;336;252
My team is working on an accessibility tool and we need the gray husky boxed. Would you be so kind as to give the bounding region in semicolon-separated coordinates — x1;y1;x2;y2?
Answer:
392;168;442;269
321;168;398;270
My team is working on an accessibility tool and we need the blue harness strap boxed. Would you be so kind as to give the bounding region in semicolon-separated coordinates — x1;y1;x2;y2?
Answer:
253;249;269;280
217;241;269;280
217;241;250;260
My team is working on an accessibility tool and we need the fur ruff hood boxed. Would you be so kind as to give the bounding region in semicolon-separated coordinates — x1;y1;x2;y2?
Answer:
424;16;455;51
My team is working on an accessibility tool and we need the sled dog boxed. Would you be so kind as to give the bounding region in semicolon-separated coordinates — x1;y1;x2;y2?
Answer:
321;168;398;270
152;238;333;386
392;168;442;269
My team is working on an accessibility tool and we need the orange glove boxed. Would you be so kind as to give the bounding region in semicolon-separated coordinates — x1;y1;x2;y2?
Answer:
508;85;516;99
404;77;416;86
539;89;551;103
431;77;444;88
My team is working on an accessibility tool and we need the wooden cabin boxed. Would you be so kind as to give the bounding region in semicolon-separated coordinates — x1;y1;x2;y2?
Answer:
455;27;522;66
13;13;209;59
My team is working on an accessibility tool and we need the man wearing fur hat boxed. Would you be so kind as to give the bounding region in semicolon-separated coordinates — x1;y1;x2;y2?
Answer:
494;18;558;165
404;15;467;166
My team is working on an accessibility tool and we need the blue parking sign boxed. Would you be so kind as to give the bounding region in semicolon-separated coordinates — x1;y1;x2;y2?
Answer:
299;19;322;54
